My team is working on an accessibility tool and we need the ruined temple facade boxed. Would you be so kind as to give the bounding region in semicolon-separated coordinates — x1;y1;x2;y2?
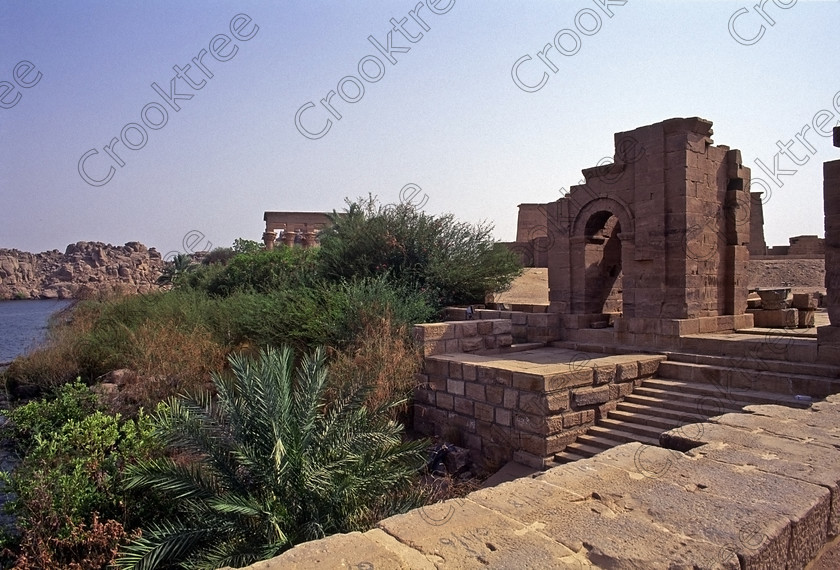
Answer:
262;211;332;249
544;118;753;338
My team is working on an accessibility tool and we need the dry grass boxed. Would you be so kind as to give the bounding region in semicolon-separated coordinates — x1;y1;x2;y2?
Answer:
328;311;423;424
100;320;228;415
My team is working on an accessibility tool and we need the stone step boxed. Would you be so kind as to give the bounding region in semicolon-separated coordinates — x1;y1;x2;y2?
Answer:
586;426;644;446
552;450;590;464
664;351;840;379
607;408;700;431
553;442;605;463
623;392;743;416
677;335;818;365
657;360;836;398
631;385;766;413
596;418;666;440
574;433;622;451
577;428;660;449
643;377;810;408
555;429;660;463
553;355;825;467
614;400;711;424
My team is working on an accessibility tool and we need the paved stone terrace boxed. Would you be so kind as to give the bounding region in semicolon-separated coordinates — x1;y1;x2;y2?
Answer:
237;395;840;569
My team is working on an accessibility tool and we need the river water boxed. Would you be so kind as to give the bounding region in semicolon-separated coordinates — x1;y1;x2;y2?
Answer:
0;300;73;366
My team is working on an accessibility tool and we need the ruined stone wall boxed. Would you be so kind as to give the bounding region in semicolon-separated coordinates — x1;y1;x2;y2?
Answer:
764;234;825;257
749;191;767;256
0;241;164;300
515;204;548;243
413;319;515;357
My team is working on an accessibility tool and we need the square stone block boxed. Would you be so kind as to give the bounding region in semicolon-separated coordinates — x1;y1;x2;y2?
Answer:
752;308;798;328
572;385;611;407
792;293;818;310
798;310;815;328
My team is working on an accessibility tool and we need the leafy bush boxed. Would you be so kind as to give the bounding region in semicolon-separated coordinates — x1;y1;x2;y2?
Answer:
318;196;522;307
4;513;137;570
200;247;235;266
3;381;98;452
9;514;136;570
156;254;195;287
213;276;434;353
198;247;320;297
231;238;264;255
0;383;165;569
116;346;428;569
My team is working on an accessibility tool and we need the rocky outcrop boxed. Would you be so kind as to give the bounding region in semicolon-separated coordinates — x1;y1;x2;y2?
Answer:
0;241;164;300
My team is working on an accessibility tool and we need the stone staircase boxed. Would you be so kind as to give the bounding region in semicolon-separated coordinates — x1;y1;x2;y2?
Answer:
552;354;828;464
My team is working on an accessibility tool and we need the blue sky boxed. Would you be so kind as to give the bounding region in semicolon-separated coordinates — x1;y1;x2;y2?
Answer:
1;0;838;256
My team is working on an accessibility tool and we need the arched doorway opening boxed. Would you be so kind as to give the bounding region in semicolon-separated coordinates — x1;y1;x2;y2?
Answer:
583;211;623;318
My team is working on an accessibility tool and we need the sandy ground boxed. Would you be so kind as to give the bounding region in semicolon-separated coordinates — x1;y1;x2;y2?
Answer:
491;260;825;306
748;259;825;293
490;268;549;305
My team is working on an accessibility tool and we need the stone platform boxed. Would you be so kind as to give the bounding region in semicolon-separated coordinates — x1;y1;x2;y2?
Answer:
237;395;840;569
414;347;665;468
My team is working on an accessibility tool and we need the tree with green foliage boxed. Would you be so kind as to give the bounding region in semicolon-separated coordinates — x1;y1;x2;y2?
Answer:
317;196;522;307
231;238;264;255
115;346;427;570
156;254;195;287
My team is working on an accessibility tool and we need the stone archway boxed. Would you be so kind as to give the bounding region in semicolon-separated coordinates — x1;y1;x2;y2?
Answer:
583;211;623;315
567;196;634;316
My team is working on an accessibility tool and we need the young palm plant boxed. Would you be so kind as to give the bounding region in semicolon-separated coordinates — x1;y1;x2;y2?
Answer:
115;346;428;570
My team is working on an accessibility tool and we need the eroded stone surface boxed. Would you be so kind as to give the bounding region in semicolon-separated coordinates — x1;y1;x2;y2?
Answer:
244;398;840;570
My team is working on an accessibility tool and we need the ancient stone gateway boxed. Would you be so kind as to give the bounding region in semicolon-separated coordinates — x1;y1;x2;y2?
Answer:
546;118;754;342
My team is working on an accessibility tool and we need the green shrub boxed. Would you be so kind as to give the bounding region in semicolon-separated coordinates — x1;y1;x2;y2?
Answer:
200;247;320;297
200;247;236;266
318;196;522;307
3;381;99;452
231;238;264;255
0;383;165;568
214;276;433;353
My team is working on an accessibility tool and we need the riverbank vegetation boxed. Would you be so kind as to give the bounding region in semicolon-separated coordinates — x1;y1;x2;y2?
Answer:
0;197;521;569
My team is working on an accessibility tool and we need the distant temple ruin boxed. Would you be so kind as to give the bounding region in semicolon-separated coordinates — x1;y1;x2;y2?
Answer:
261;211;332;249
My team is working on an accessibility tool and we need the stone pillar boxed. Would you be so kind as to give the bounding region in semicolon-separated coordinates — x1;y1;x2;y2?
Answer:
817;126;840;362
281;228;296;248
302;230;318;248
749;192;767;256
262;230;276;251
